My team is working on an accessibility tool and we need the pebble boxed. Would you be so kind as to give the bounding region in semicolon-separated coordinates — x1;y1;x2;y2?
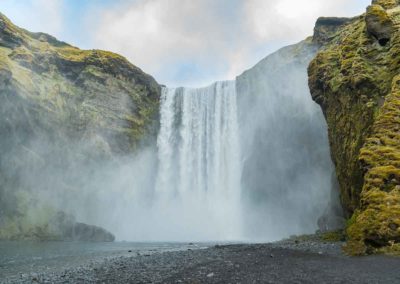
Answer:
2;239;346;283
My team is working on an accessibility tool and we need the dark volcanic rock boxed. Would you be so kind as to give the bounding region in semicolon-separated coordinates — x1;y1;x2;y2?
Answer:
313;17;355;45
5;242;400;283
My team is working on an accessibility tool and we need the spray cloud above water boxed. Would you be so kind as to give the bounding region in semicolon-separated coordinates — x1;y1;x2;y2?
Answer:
59;42;336;242
0;11;339;242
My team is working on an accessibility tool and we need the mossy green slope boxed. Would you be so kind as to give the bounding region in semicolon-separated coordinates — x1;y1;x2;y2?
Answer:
0;12;160;240
0;12;160;154
309;0;400;254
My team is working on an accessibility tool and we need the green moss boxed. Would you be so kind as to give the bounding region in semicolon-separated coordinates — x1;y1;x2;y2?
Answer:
372;0;400;10
368;5;392;25
309;3;400;255
0;11;161;240
2;18;160;151
0;190;60;241
321;230;346;242
345;76;400;255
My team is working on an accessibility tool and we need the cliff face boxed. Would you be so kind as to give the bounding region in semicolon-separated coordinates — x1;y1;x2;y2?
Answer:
235;15;361;239
309;0;400;254
0;13;160;240
236;35;347;239
0;13;160;154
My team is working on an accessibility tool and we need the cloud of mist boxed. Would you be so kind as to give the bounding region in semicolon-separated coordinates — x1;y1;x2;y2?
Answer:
0;41;341;243
0;0;350;242
236;43;339;241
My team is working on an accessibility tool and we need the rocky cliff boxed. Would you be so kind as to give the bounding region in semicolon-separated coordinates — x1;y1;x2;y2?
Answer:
309;0;400;254
0;13;160;241
236;38;342;238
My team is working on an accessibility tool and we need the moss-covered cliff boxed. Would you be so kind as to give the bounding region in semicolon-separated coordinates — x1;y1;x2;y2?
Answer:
309;0;400;254
0;13;160;240
0;12;160;153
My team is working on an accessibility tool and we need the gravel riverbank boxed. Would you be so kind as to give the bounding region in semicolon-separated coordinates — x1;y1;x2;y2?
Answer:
2;238;400;283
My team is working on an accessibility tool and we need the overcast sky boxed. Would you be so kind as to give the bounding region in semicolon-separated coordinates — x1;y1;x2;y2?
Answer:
0;0;370;87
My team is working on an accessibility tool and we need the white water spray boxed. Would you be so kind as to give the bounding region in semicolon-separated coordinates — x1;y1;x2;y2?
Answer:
155;81;242;240
73;45;335;242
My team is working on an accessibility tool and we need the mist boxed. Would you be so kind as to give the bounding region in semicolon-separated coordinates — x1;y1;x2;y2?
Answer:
237;42;336;241
0;39;339;243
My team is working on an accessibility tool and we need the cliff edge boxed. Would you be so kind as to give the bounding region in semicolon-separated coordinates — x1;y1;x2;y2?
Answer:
0;12;160;241
309;0;400;254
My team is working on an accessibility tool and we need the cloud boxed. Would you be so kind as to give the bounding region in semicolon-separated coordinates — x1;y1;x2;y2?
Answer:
90;0;370;87
0;0;371;86
0;0;64;36
90;0;245;86
244;0;370;42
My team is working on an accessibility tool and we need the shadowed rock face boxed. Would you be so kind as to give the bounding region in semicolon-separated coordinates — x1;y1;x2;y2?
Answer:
0;13;160;241
236;35;345;239
313;17;355;45
309;0;400;254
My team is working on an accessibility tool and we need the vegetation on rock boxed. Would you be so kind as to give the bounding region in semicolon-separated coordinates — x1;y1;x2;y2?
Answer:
0;12;160;240
309;0;400;254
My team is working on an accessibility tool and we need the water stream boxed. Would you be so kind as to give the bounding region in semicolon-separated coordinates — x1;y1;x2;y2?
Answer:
155;81;243;240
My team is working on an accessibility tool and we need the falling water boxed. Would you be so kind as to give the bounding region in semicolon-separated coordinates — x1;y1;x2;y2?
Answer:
155;81;242;240
117;45;335;242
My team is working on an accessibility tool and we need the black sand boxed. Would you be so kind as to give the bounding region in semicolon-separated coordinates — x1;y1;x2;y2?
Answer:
2;239;400;284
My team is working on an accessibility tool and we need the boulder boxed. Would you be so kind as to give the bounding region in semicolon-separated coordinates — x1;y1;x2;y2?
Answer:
50;211;115;242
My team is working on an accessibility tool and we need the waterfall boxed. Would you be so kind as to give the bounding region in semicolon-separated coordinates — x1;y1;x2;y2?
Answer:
119;44;336;242
155;81;242;240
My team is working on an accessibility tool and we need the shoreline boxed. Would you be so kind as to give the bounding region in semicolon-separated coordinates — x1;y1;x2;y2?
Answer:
2;235;400;283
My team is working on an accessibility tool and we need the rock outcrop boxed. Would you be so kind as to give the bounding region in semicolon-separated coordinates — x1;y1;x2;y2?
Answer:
236;37;344;238
48;212;115;242
313;17;355;45
309;0;400;254
0;12;160;241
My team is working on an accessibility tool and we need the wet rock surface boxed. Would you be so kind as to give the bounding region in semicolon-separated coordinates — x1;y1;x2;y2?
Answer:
2;240;400;283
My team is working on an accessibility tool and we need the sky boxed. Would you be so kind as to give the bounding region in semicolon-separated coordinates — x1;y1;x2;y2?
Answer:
0;0;370;87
